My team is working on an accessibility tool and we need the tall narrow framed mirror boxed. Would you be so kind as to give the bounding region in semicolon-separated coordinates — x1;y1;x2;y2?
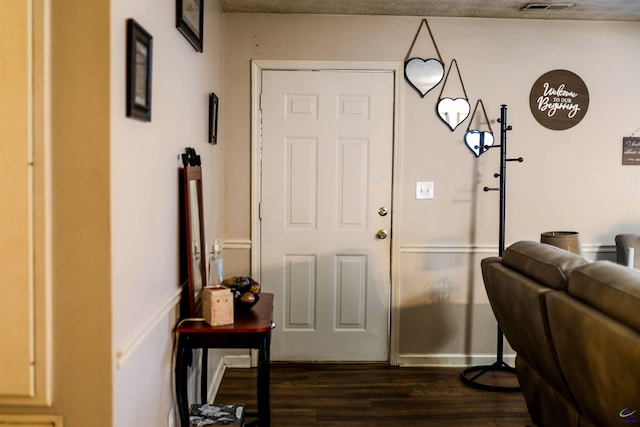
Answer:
179;165;206;318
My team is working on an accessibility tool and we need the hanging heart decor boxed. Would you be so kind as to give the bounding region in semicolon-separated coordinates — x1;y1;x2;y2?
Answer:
464;99;494;157
436;59;470;131
405;58;445;97
437;97;470;131
403;19;445;98
465;130;494;157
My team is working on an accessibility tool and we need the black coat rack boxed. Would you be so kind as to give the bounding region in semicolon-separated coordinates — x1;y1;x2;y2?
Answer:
460;104;523;392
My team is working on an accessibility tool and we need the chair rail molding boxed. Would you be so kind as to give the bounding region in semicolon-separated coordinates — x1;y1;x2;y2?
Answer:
400;243;615;258
400;244;497;254
115;288;181;368
221;238;252;250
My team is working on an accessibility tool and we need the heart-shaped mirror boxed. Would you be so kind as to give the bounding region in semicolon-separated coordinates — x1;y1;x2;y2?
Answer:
404;58;445;98
437;97;470;131
464;130;494;157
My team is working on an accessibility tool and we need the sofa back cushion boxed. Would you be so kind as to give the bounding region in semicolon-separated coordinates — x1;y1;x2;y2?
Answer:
546;262;640;427
502;240;589;290
568;261;640;331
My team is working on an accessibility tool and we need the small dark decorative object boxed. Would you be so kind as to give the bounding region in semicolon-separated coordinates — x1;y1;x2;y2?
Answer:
221;276;261;310
176;0;203;52
126;19;153;122
209;92;219;145
181;147;201;167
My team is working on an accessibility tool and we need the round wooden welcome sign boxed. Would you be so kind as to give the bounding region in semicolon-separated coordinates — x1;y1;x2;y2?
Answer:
529;69;589;130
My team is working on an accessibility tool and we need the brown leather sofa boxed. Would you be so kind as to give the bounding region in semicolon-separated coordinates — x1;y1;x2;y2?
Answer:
481;240;640;427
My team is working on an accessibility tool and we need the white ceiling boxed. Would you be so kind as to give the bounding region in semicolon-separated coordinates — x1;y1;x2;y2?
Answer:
218;0;640;21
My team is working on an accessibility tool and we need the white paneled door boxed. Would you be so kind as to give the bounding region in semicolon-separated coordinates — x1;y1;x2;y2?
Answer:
260;69;394;361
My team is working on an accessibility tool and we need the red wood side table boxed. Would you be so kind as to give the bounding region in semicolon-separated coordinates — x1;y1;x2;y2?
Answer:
175;293;274;427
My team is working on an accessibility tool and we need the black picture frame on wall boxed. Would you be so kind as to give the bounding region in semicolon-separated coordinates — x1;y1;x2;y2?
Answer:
176;0;203;52
209;93;219;145
126;19;153;122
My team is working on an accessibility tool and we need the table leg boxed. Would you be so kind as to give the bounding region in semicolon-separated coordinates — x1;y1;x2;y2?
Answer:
201;348;208;403
175;340;190;427
257;333;271;427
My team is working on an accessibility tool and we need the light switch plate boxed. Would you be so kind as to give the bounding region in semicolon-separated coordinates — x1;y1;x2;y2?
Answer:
416;181;434;199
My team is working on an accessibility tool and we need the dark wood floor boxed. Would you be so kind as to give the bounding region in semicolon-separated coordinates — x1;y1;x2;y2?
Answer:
214;363;534;426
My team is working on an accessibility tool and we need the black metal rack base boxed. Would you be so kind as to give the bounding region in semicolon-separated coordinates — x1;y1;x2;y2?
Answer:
460;328;520;392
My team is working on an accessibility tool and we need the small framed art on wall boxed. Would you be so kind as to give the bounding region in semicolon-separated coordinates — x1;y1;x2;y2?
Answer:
126;19;153;122
209;93;219;145
176;0;203;52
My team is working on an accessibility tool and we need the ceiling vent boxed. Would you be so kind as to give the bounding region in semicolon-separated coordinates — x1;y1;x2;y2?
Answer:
521;3;575;11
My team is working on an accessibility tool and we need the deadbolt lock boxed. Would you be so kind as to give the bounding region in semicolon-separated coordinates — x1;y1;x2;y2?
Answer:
378;207;389;216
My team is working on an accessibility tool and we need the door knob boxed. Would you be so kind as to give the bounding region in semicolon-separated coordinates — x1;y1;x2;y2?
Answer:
378;207;389;216
376;229;388;239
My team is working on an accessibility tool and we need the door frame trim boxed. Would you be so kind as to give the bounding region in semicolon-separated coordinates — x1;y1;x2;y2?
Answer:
250;60;404;364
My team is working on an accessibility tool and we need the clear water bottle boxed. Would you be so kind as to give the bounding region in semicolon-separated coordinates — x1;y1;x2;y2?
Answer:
208;239;223;287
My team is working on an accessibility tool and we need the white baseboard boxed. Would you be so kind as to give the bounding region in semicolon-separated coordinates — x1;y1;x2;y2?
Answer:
223;354;252;368
207;357;227;403
216;353;515;370
397;353;516;367
209;354;252;402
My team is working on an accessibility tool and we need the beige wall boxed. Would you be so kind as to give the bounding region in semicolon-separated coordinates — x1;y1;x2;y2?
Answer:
222;13;640;363
110;1;225;426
